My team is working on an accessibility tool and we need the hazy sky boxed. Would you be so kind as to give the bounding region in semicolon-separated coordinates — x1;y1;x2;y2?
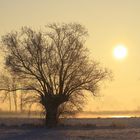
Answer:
0;0;140;111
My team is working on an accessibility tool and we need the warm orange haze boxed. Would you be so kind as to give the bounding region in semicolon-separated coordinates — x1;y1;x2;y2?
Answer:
0;0;140;115
0;0;140;140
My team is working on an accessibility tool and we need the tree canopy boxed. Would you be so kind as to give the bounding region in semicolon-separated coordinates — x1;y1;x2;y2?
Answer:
1;23;111;127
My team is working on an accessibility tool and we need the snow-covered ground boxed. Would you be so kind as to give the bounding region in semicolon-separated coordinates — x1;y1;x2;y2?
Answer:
1;117;140;140
1;127;140;140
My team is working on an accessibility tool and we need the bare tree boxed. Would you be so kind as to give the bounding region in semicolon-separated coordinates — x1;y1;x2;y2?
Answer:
0;75;12;111
0;74;30;112
12;77;18;112
1;23;111;127
19;90;27;112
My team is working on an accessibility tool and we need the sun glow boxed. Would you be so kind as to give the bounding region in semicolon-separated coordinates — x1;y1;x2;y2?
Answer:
113;44;127;59
111;115;131;118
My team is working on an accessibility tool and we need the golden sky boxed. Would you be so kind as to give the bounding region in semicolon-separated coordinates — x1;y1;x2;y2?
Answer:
0;0;140;111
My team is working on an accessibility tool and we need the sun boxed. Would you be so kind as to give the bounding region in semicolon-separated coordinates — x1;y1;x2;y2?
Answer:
113;44;127;59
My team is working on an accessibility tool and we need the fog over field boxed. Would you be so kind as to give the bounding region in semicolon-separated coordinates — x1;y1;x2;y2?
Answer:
1;117;140;140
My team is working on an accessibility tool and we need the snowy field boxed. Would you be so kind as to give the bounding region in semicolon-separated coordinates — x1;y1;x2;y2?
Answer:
1;127;140;140
1;117;140;140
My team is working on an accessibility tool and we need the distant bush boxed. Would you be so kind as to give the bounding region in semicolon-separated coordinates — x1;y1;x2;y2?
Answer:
58;122;97;129
110;122;127;128
21;123;44;128
0;123;7;128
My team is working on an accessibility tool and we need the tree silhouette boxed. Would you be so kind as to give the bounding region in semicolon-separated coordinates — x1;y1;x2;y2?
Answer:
1;23;111;127
0;74;28;112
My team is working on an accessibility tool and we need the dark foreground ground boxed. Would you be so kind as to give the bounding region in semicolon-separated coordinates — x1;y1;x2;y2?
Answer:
1;117;140;140
1;127;140;140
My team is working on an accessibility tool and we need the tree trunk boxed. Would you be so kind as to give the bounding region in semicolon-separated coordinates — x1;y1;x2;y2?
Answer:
13;91;17;112
20;92;23;112
8;93;12;111
45;106;58;127
42;94;69;127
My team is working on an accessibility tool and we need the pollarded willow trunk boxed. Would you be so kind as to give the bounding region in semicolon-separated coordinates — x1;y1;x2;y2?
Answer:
45;106;59;127
43;94;68;127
